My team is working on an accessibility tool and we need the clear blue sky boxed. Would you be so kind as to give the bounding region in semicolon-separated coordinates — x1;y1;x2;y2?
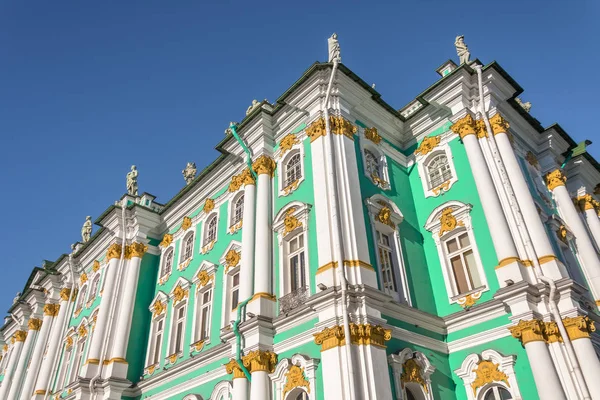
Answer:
1;1;598;313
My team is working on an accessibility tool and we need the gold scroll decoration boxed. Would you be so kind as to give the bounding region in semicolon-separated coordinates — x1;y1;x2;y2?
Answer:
283;365;310;398
471;360;509;396
438;207;464;237
415;135;440;156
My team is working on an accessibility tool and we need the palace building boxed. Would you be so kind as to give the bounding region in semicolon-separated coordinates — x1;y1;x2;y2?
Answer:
1;35;600;400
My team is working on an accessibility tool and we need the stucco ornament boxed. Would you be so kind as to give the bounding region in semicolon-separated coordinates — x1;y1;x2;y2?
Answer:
454;35;470;65
78;324;88;338
246;99;261;115
224;249;241;273
450;114;477;139
152;300;166;318
28;318;42;331
252;155;276;177
203;198;215;214
377;206;395;229
279;134;299;156
92;260;100;272
401;358;428;393
197;270;213;287
126;165;138;196
81;216;92;243
364;127;381;144
283;365;310;398
438;207;464;237
242;350;278;373
546;169;567;191
525;151;539;169
306;118;326;142
415;135;440;156
328;33;341;63
489;114;510;135
283;207;303;236
470;360;509;396
173;284;188;304
159;233;173;248
182;162;197;185
181;216;192;231
14;330;27;342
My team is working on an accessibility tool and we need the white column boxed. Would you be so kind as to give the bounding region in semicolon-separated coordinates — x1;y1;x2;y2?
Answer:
581;198;600;249
450;116;520;264
82;244;122;378
243;350;276;400
239;173;256;303
548;171;600;302
564;317;600;399
33;291;70;398
491;115;563;279
7;320;41;400
226;359;248;400
250;156;276;317
0;332;26;399
509;320;567;400
20;307;56;400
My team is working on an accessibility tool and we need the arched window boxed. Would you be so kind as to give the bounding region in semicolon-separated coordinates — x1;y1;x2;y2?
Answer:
364;149;381;178
426;154;452;189
204;215;218;245
482;386;513;400
444;231;481;295
77;285;88;309
161;248;174;277
182;232;194;261
170;302;187;355
285;153;302;188
405;388;418;400
232;194;244;226
90;274;100;299
376;230;398;293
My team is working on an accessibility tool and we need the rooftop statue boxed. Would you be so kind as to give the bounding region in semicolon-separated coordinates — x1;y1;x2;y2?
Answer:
328;33;341;63
13;292;21;304
126;165;138;196
515;97;532;113
246;99;260;116
182;162;197;185
81;216;92;243
454;35;470;65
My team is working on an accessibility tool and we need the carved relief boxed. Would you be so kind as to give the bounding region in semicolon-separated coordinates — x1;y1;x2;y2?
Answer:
283;365;310;398
489;113;510;135
252;155;276;177
470;360;509;396
224;249;241;273
377;206;395;229
279;134;300;156
450;114;477;139
203;199;215;214
401;359;428;393
159;234;173;248
545;169;566;191
364;127;382;144
181;216;193;231
438;207;464;237
415;135;440;156
283;208;303;236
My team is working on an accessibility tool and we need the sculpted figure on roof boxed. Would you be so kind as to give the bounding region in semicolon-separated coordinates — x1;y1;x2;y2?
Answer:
246;99;260;115
328;33;341;63
126;165;138;196
182;162;197;185
81;216;92;243
454;35;470;65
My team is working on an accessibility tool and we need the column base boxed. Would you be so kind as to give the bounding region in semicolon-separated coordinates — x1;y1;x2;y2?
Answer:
495;258;532;287
246;293;276;318
102;358;129;379
81;360;101;379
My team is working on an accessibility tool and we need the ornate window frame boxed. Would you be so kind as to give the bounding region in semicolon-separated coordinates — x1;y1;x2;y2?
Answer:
415;133;458;198
276;132;306;197
359;128;390;190
270;354;320;400
210;381;233;400
388;348;436;400
55;328;76;392
365;195;411;304
424;201;488;305
190;261;217;352
158;246;175;285
273;202;312;302
227;191;245;234
454;349;522;400
219;242;242;328
177;230;195;271
89;273;101;302
145;291;168;373
201;212;219;254
166;278;190;365
69;320;88;384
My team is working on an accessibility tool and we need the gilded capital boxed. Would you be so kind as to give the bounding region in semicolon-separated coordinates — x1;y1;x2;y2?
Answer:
306;118;326;142
508;319;545;345
489;113;510;135
546;169;566;191
225;359;246;379
106;243;123;261
329;115;357;139
14;330;27;342
475;119;487;139
127;242;148;259
314;323;391;351
562;316;595;340
575;194;595;212
544;321;563;343
242;350;278;373
28;318;42;331
59;288;72;302
450;114;477;139
252;155;276;177
44;303;60;317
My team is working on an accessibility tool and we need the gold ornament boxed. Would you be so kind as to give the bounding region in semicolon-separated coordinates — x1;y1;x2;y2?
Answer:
432;180;451;196
279;134;300;156
364;127;382;144
525;151;539;169
242;350;278;373
44;303;60;317
575;194;595;212
314;324;391;351
203;199;215;214
59;288;72;302
65;336;74;350
168;353;178;364
438;207;464;237
329;115;357;140
475;119;487;139
152;301;166;318
401;359;428;393
377;206;395;229
78;325;88;338
508;319;545;345
544;321;563;344
147;364;157;375
546;169;566;191
562;316;596;340
193;340;205;352
283;179;300;196
283;207;303;236
229;174;242;192
557;225;568;244
28;318;42;331
225;359;246;379
14;330;27;342
489;113;510;135
283;365;310;398
240;168;255;186
414;135;440;156
450;114;477;139
306;118;326;142
128;242;148;258
71;287;79;302
80;272;88;285
252;155;277;177
173;285;188;304
471;360;509;396
106;243;123;261
458;294;478;309
159;234;173;248
197;270;213;287
92;260;100;272
224;249;241;273
181;216;193;231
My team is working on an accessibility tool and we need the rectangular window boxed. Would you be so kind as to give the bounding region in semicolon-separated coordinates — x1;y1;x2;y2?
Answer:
231;273;240;310
287;234;306;292
197;289;212;341
68;340;85;383
445;233;481;294
150;318;164;365
172;305;186;354
377;231;398;293
56;346;71;391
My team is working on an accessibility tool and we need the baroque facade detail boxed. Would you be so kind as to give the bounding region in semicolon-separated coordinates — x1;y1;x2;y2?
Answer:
414;135;440;156
546;169;567;191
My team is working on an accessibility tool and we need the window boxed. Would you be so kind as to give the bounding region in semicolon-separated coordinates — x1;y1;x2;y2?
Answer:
482;387;513;400
171;304;186;354
182;232;194;261
364;149;381;179
426;154;452;189
444;232;481;294
161;248;174;277
90;274;100;299
287;234;307;293
55;344;72;391
232;194;244;226
405;389;417;400
285;154;302;188
148;317;164;366
69;338;85;383
205;215;217;245
231;272;240;310
195;289;212;341
376;230;398;293
77;285;88;309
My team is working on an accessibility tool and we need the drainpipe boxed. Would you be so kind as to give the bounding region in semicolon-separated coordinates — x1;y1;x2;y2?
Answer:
229;123;257;382
323;60;357;400
475;65;591;400
89;198;129;399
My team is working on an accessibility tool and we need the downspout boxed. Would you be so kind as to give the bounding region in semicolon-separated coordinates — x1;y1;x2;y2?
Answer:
475;65;591;400
89;198;129;399
323;60;357;400
229;123;256;382
43;250;77;399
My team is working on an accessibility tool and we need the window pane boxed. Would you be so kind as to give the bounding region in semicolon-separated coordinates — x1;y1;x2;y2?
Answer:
290;255;299;291
300;252;306;287
232;289;239;309
233;273;239;286
290;237;298;252
451;256;470;294
463;250;481;288
459;233;470;248
446;238;459;253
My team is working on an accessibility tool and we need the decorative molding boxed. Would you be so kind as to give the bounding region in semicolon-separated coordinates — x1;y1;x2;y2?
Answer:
471;361;509;396
401;359;428;393
172;284;189;305
489;113;510;135
546;169;566;191
203;199;215;214
225;359;246;379
283;207;303;236
60;288;72;301
152;300;166;318
14;330;27;342
252;155;277;177
224;249;241;273
450;114;477;139
415;135;440;156
562;316;595;340
106;243;123;261
364;127;382;144
242;350;278;373
197;270;214;287
313;323;391;351
181;216;193;231
306;116;356;142
306;118;326;142
127;242;148;259
79;272;88;286
438;207;464;237
160;234;173;248
92;260;101;272
508;319;545;345
28;318;42;331
457;291;482;309
44;303;60;317
376;206;395;229
283;365;310;398
279;134;300;156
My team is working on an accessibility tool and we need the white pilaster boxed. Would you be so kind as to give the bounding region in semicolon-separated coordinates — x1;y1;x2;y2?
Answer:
249;371;270;400
239;179;256;303
20;309;55;399
583;205;600;250
232;377;249;400
564;317;600;399
7;322;40;400
0;333;26;399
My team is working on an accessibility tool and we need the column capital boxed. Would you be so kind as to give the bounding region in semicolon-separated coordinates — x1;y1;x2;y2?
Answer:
228;168;256;192
225;359;246;379
59;288;72;301
14;330;27;342
252;155;276;177
314;323;392;351
508;319;545;345
489;113;510;135
450;114;478;139
574;194;595;212
28;318;42;331
329;115;357;139
106;243;123;261
43;303;60;317
562;316;596;340
544;321;563;343
242;350;278;373
125;242;148;259
546;169;567;191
